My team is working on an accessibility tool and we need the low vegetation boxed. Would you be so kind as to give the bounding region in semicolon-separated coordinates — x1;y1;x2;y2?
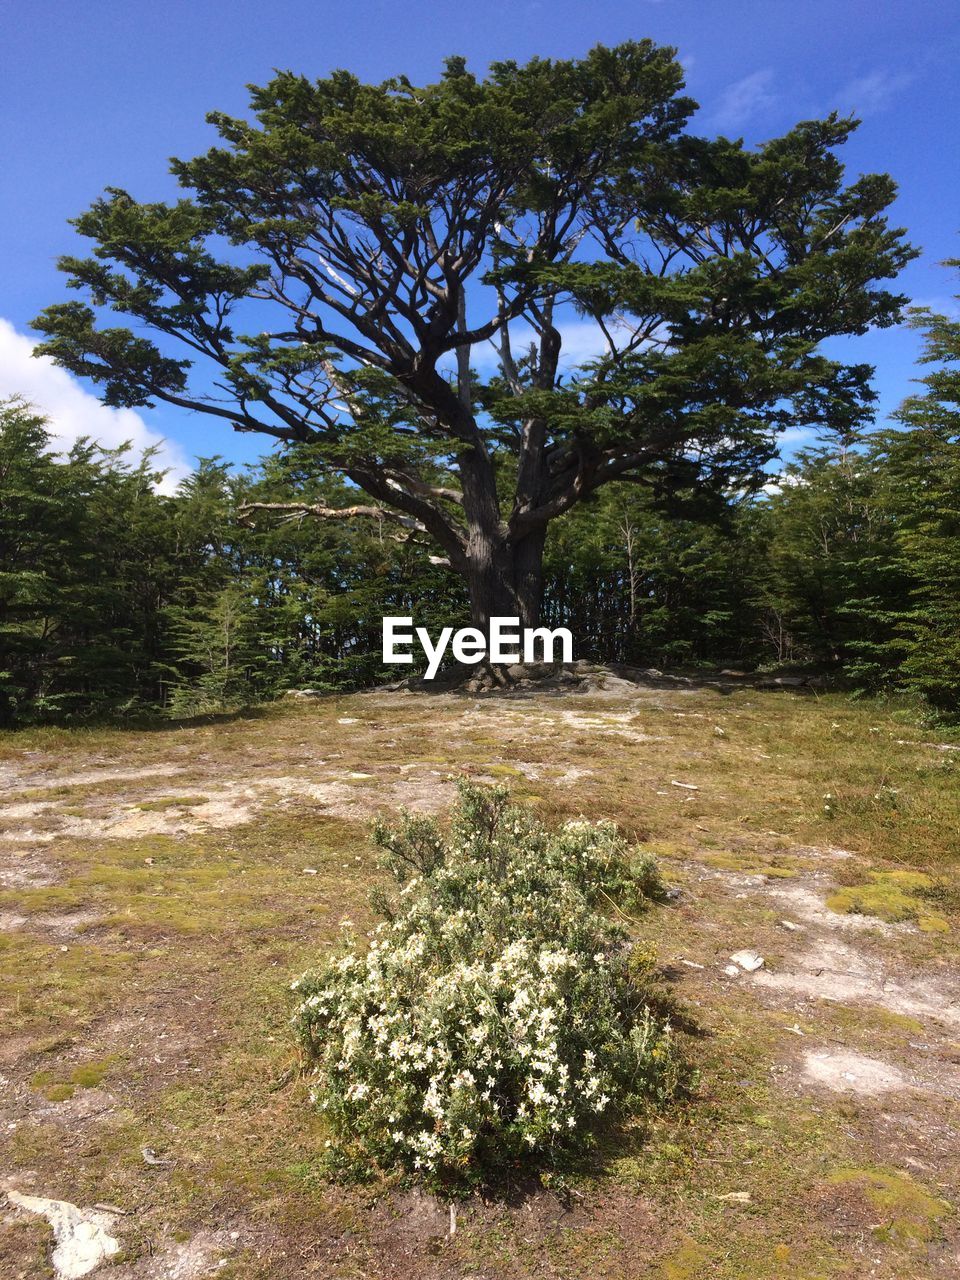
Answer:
293;783;683;1191
1;684;958;1276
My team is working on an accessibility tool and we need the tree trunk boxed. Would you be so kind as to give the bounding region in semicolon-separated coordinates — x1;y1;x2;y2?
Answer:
464;527;546;632
457;434;547;632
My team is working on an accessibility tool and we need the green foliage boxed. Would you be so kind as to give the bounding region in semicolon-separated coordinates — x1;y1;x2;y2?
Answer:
874;280;960;717
0;397;176;724
542;483;768;669
8;259;960;723
31;45;914;626
753;441;907;682
0;402;465;725
291;783;683;1192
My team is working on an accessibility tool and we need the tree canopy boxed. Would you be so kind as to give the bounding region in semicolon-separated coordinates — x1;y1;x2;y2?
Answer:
33;42;915;627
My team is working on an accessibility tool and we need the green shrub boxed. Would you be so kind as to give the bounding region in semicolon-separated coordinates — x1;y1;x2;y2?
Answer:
291;782;684;1192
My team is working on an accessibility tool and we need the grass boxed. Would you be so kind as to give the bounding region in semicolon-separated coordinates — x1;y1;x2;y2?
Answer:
136;795;209;811
0;684;958;1276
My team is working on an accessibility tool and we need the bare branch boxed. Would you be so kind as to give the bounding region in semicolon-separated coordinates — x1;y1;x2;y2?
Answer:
238;501;427;531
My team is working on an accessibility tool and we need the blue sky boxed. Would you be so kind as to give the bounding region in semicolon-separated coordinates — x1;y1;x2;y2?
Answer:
1;0;957;479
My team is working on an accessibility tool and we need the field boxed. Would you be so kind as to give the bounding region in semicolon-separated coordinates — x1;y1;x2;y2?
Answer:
1;674;959;1278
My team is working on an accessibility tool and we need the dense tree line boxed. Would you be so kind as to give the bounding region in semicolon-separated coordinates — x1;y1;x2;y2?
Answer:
0;399;460;725
2;278;959;725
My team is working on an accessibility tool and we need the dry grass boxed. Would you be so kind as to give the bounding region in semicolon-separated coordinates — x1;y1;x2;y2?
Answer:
0;683;958;1277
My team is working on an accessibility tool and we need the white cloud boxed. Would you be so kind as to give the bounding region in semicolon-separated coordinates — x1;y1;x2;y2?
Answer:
709;69;777;133
550;319;615;368
0;318;190;492
777;425;822;452
834;70;913;117
466;318;630;377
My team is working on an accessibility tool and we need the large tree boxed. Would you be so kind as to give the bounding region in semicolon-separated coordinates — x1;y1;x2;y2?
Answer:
34;43;914;631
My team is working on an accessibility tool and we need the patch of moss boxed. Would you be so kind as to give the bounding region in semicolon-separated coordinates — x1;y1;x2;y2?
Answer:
820;1004;926;1040
70;1057;116;1088
641;840;689;860
703;852;798;879
483;763;525;778
42;1082;75;1102
0;935;138;1036
827;1167;949;1246
136;795;208;811
659;1237;712;1279
31;1056;118;1100
827;870;950;932
0;884;88;914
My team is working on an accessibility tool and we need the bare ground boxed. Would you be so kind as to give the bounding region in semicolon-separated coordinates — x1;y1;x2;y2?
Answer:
1;681;959;1278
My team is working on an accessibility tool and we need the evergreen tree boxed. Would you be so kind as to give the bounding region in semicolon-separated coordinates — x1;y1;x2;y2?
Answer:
34;45;913;636
756;439;905;682
872;274;960;716
542;484;766;668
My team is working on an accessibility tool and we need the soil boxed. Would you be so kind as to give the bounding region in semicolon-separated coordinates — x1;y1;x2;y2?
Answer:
1;676;958;1278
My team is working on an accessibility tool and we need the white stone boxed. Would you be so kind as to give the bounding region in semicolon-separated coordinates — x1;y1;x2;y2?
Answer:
7;1191;120;1279
803;1050;907;1096
730;949;764;972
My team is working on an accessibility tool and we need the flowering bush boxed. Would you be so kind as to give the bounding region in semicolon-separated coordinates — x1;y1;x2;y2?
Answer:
291;782;684;1190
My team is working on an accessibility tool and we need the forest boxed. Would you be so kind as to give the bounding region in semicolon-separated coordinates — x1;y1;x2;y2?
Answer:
3;276;959;725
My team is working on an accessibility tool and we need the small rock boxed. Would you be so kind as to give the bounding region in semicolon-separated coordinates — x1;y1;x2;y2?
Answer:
337;717;359;724
723;964;741;978
302;867;318;875
670;780;699;791
141;1146;174;1167
730;950;764;972
779;919;800;931
678;958;705;970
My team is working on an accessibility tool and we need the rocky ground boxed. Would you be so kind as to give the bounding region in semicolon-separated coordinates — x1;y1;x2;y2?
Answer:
1;674;958;1278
